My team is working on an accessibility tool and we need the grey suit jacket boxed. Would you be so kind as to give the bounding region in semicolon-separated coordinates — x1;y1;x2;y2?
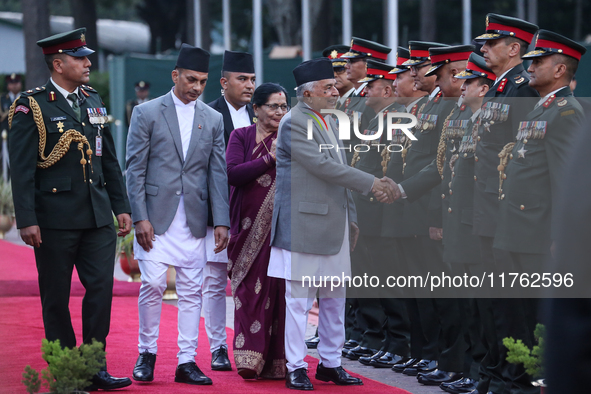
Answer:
270;102;374;255
126;91;230;238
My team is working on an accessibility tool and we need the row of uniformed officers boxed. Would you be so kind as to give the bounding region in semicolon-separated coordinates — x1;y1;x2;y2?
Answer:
309;12;586;394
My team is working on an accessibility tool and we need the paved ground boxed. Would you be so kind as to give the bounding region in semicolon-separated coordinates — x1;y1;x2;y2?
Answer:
4;223;445;393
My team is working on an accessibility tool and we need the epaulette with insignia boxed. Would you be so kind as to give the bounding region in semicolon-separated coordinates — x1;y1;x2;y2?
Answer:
542;95;556;108
434;91;442;103
512;74;527;85
556;98;568;107
497;78;507;92
21;86;46;96
81;84;97;93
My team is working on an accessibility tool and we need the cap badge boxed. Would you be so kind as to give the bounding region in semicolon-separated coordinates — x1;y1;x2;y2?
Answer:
330;50;338;59
80;33;86;44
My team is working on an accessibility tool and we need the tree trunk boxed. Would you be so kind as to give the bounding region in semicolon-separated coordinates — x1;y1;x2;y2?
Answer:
420;0;436;42
266;0;300;46
22;0;50;90
70;0;99;69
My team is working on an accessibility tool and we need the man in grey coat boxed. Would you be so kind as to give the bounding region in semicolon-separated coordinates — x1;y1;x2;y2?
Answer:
268;57;398;390
126;44;230;386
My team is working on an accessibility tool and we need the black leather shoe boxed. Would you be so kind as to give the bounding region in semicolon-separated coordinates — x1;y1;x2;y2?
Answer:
133;351;156;381
370;353;406;368
211;346;232;371
343;339;359;350
358;350;386;366
286;368;313;390
174;362;212;385
417;369;463;385
440;377;477;393
402;359;437;376
315;363;363;386
343;345;377;360
392;357;419;373
305;335;320;349
91;370;132;390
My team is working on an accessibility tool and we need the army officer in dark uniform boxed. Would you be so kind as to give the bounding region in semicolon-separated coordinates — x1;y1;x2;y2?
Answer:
8;28;132;390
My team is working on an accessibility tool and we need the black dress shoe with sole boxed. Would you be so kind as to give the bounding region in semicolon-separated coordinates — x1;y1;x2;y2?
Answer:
133;351;156;381
315;364;363;386
211;346;232;371
358;350;386;366
402;359;437;376
343;339;359;350
417;369;462;385
286;368;313;390
305;335;320;349
91;370;132;390
440;377;477;393
175;362;212;385
343;345;377;360
392;357;419;372
370;353;406;368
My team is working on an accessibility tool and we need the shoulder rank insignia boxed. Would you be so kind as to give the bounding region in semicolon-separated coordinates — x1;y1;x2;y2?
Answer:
434;91;442;103
81;85;96;92
48;91;57;102
557;98;568;107
497;78;507;92
543;94;556;108
80;88;90;97
460;104;466;111
514;75;526;84
561;109;575;116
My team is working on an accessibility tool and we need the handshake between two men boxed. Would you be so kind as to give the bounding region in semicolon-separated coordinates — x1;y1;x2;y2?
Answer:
371;177;402;204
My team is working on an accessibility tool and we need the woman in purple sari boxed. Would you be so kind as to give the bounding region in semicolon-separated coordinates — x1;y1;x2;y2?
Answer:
226;83;289;380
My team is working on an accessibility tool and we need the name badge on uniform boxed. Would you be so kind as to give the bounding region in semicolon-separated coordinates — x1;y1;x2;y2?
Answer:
95;136;102;156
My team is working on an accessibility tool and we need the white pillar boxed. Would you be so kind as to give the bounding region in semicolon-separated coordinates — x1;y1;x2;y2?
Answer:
223;0;231;50
342;0;352;46
386;0;398;64
302;0;311;61
462;0;471;44
253;0;263;85
194;0;202;47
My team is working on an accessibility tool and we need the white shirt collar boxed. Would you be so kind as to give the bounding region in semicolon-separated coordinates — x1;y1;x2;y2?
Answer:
535;86;568;108
494;66;517;85
405;96;424;113
50;77;79;100
224;97;247;114
456;96;464;107
171;87;197;108
428;86;441;101
470;108;481;123
354;83;367;96
338;87;355;105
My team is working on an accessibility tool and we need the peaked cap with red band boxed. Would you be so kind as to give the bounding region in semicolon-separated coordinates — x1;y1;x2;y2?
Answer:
455;53;496;81
402;41;449;66
474;13;538;44
341;37;391;63
389;46;411;74
523;29;587;61
322;44;351;68
37;28;94;57
424;44;475;77
359;59;397;83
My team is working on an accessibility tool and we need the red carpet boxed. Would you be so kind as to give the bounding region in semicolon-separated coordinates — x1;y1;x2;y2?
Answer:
0;240;410;393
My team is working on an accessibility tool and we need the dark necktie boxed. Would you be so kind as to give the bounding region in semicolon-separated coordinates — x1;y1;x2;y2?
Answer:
67;93;81;121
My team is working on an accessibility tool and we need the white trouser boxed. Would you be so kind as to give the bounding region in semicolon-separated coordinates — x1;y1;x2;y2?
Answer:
284;279;346;372
202;261;228;352
138;259;204;365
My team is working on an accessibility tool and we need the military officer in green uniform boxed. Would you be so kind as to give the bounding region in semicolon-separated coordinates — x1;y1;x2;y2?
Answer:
338;38;392;352
441;53;496;394
471;14;539;394
1;73;23;132
125;80;150;126
8;28;132;390
344;59;411;366
494;34;586;389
